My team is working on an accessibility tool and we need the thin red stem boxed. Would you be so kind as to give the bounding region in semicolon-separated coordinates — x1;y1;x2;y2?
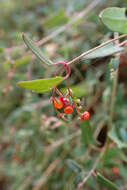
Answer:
54;61;71;80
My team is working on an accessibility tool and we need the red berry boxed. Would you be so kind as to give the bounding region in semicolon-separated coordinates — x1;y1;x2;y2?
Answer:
60;97;69;107
53;98;63;110
112;167;119;176
64;105;73;115
81;111;90;121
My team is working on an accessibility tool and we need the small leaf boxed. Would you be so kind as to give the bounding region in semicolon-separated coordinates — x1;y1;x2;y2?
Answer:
66;159;82;174
17;76;63;93
96;172;119;190
61;82;90;98
108;126;127;149
99;7;127;34
22;34;53;65
83;43;124;60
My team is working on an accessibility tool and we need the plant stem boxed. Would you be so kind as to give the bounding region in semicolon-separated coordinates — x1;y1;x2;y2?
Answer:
77;148;106;190
109;70;118;130
67;34;127;65
101;33;119;167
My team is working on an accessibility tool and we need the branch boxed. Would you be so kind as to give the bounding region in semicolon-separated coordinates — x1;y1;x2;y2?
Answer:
77;155;101;189
67;34;127;65
101;33;120;168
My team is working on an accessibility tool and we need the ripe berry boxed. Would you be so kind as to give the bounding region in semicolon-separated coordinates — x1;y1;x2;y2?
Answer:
53;98;63;110
81;111;90;121
112;167;119;176
64;105;73;115
59;97;69;107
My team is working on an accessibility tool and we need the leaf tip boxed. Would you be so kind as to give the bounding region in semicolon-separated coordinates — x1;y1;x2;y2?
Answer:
99;9;104;20
17;81;23;88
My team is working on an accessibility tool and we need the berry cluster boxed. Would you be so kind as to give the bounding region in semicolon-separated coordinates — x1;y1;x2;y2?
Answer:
51;88;90;121
51;62;90;122
53;96;73;115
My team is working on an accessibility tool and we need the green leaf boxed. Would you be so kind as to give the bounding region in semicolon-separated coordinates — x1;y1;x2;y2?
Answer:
43;10;68;29
96;172;119;190
61;82;90;98
80;121;93;146
83;43;124;60
108;126;127;149
22;34;53;65
103;147;127;166
66;159;82;174
99;7;127;34
17;76;63;93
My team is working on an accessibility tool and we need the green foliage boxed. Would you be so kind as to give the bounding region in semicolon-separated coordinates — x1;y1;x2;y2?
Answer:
84;43;124;59
96;172;119;190
61;82;91;98
17;76;63;93
0;1;127;190
23;34;53;65
109;126;127;149
100;7;127;33
80;121;93;146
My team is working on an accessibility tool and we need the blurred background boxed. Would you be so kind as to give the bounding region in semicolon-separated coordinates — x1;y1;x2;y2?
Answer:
0;0;127;189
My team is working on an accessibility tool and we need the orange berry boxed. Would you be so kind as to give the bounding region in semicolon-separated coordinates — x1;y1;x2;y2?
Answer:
53;98;63;110
112;167;119;176
81;111;90;121
64;105;73;115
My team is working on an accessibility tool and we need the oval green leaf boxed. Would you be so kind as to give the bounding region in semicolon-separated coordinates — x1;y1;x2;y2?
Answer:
17;76;63;93
96;172;119;190
22;34;53;65
83;43;124;60
99;7;127;34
